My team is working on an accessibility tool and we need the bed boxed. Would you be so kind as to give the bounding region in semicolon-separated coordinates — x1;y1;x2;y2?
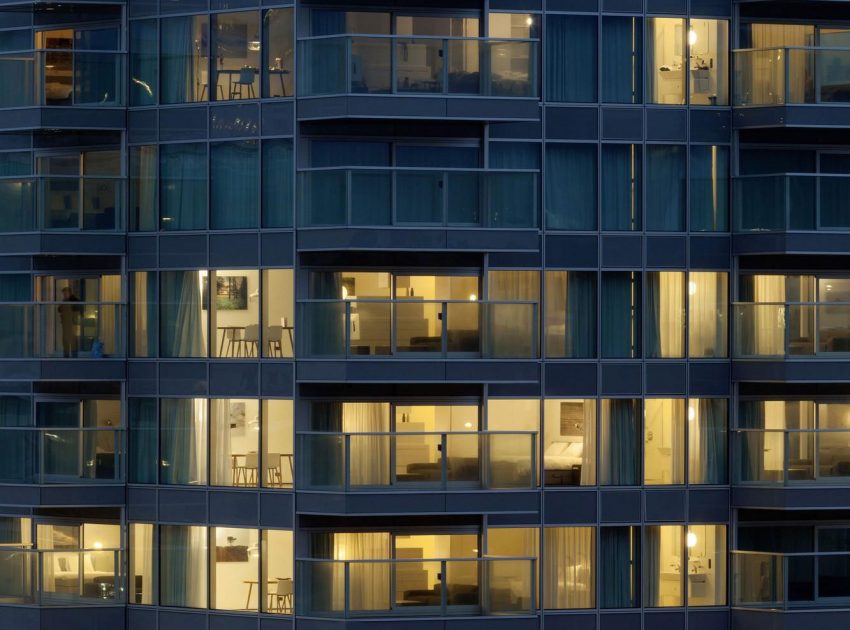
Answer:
544;441;584;486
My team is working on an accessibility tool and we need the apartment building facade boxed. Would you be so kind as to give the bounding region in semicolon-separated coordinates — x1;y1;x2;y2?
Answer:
0;0;842;629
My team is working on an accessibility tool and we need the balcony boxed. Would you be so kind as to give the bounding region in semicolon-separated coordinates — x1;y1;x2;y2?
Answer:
0;50;124;108
734;428;850;485
296;557;536;618
733;47;850;126
0;548;123;606
0;428;122;485
0;302;125;359
733;302;850;358
0;177;123;233
296;36;539;120
298;168;538;229
733;550;850;609
298;300;539;359
297;431;536;491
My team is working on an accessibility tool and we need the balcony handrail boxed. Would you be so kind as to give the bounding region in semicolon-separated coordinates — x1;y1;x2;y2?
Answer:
731;549;850;558
298;34;538;44
732;300;850;306
298;430;538;436
734;427;850;433
296;556;537;563
297;166;540;174
735;45;850;53
0;48;126;55
0;174;124;181
298;298;538;304
734;172;850;179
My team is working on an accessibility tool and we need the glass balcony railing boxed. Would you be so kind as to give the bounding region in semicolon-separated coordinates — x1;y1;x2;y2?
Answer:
734;46;850;106
733;174;850;232
297;431;536;491
297;557;536;617
0;303;125;358
0;548;123;606
298;300;539;359
298;36;538;98
0;50;125;108
733;302;850;357
734;428;850;485
732;550;850;609
0;177;124;232
297;169;538;228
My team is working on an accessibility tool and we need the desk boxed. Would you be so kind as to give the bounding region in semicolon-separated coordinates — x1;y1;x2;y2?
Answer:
243;579;277;610
269;68;290;96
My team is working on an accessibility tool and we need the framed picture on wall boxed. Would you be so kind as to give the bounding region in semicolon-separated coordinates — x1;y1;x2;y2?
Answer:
203;275;248;310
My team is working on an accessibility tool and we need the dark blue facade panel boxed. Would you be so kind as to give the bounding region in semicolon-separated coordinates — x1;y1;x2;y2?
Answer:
128;361;158;395
159;362;208;396
209;363;261;397
210;233;260;268
689;488;731;522
645;0;686;14
129;109;157;144
209;490;260;526
545;107;598;141
158;488;207;523
159;107;207;142
645;488;687;522
544;363;598;396
261;101;295;136
210;104;260;139
644;610;686;630
128;235;158;269
158;610;207;630
602;235;642;268
600;489;641;522
259;492;294;528
646;108;687;142
543;612;596;630
690;109;731;143
645;362;686;395
600;363;642;396
159;235;208;269
602;107;643;141
689;363;731;396
599;611;642;630
543;489;597;524
545;235;598;268
260;233;294;267
646;236;686;268
690;236;730;270
690;610;730;630
209;613;260;630
260;363;295;397
128;487;158;522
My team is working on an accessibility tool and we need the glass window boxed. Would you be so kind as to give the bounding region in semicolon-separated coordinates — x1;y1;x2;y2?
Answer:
647;18;686;105
688;20;729;106
160;143;207;230
489;13;539;39
644;399;685;485
211;399;260;487
262;269;295;358
129;523;155;604
646;145;686;231
601;272;640;358
211;527;259;610
310;11;390;36
160;271;208;357
129;398;157;484
544;527;595;609
160;399;208;485
212;12;260;101
600;399;639;486
487;271;539;359
262;400;294;488
644;525;683;607
487;399;539;487
546;144;597;230
131;271;157;358
211;269;260;358
646;271;685;358
130;145;157;231
690;145;729;232
602;16;642;104
264;9;294;98
160;525;207;608
689;271;728;358
161;15;209;104
545;271;596;358
211;141;258;229
687;525;726;605
130;20;157;106
262;529;294;613
262;139;293;228
543;399;596;486
546;15;597;102
600;526;639;608
601;144;641;231
688;399;728;485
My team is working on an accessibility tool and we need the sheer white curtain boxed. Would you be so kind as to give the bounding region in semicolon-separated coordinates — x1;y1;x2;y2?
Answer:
543;527;595;609
131;524;153;604
210;399;232;486
333;532;391;612
753;276;786;355
342;403;390;486
659;272;685;357
689;272;728;358
580;400;596;485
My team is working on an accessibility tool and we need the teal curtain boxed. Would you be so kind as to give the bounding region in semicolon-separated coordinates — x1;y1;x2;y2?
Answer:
262;139;294;228
600;527;637;608
211;141;258;229
601;17;641;104
690;145;729;231
697;399;728;484
818;153;850;229
545;15;597;102
602;144;641;230
546;144;597;230
601;272;638;358
645;272;661;358
646;145;685;231
160;525;205;608
0;152;32;231
130;146;157;231
130;20;158;106
160;399;205;485
160;143;207;230
160;271;205;358
129;398;157;484
310;402;343;488
0;396;33;483
306;272;343;356
0;275;31;358
489;142;540;228
161;17;198;104
603;399;639;486
566;271;596;358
